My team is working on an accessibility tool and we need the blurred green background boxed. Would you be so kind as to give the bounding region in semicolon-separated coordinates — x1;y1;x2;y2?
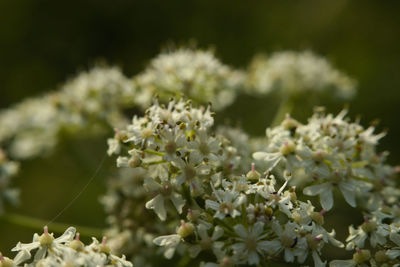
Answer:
0;0;399;260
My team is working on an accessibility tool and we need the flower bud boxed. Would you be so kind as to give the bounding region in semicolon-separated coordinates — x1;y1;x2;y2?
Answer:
282;115;299;131
39;226;54;246
0;253;14;267
352;249;371;264
280;141;295;156
99;237;111;254
69;233;84;251
246;163;261;181
311;210;325;226
177;220;195;238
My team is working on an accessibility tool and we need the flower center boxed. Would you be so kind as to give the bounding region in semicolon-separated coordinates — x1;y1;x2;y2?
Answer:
245;235;258;251
165;141;177;154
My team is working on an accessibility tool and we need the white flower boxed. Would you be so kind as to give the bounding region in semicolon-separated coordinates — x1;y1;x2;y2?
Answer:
303;177;363;211
232;222;270;265
12;226;76;260
205;185;246;219
345;215;390;250
0;250;31;267
153;234;181;259
188;224;224;259
144;177;185;221
263;221;308;264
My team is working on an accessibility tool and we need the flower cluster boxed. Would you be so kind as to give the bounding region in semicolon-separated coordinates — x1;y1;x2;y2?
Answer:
1;46;399;267
0;66;136;160
0;149;19;214
254;109;398;212
247;51;356;99
1;226;133;267
134;48;246;110
151;167;343;267
106;99;348;266
330;212;400;267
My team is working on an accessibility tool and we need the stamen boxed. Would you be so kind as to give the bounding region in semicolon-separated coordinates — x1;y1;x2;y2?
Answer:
319;209;326;215
102;236;107;245
75;233;80;241
43;225;49;234
251;163;256;172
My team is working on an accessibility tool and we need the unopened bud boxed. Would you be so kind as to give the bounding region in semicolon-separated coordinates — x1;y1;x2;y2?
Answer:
246;163;261;181
69;233;84;251
39;226;54;246
99;237;110;254
177;220;195;238
352;249;371;264
280;141;295;156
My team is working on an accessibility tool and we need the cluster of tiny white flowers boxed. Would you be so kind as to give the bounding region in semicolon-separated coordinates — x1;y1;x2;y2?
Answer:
0;149;19;214
247;51;357;99
105;99;350;267
330;212;400;267
1;46;399;267
0;66;136;160
254;109;398;212
134;48;246;111
1;226;133;267
0;49;355;216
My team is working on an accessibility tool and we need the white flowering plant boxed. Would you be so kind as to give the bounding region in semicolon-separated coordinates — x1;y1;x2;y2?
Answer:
0;47;399;267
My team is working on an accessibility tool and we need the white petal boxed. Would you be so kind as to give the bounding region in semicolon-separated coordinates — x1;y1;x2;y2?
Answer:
205;199;219;211
211;226;224;241
145;194;166;221
11;241;40;252
259;240;281;254
387;248;400;259
303;183;331;196
320;187;334;211
391;232;400;247
13;250;31;265
248;251;260;265
339;181;356;207
252;152;269;161
116;157;130;167
312;251;326;267
284;248;294;262
252;222;265;236
153;234;181;260
55;227;76;243
189;245;202;258
143;178;162;192
170;192;185;214
197;224;209;240
234;224;248;239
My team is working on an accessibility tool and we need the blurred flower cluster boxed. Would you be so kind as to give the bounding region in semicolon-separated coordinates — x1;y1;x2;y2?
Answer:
1;226;132;266
247;51;356;99
1;47;398;267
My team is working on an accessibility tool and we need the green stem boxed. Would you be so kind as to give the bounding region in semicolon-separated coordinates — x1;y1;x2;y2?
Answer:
145;160;167;166
0;213;104;237
271;95;295;127
143;149;164;157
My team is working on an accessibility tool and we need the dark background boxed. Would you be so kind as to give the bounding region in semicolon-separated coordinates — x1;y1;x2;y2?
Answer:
0;0;399;260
